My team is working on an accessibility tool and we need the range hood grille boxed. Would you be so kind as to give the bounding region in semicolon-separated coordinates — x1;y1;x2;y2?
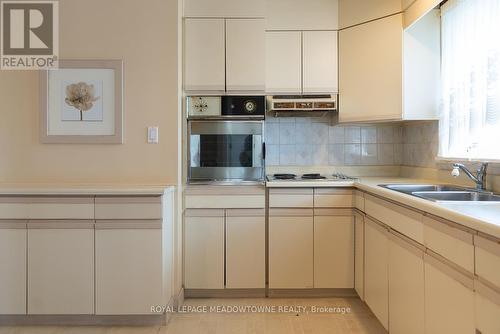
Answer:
267;95;337;117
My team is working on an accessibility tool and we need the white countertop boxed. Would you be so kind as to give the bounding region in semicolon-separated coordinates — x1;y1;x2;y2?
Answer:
268;176;500;239
0;184;175;195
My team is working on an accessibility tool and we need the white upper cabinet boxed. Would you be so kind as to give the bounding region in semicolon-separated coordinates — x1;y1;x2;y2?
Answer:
225;19;266;93
339;10;439;122
303;31;338;94
184;0;265;18
184;19;225;93
266;0;338;30
339;0;402;28
265;31;302;94
339;14;403;122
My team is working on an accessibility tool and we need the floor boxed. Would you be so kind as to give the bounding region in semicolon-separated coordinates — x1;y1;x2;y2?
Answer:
0;298;386;334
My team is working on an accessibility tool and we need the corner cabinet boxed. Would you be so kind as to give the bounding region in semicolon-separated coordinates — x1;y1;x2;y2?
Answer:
339;10;440;122
265;30;338;95
184;18;265;94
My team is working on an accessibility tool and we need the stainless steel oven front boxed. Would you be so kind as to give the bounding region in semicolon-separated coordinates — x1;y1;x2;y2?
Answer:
188;120;265;182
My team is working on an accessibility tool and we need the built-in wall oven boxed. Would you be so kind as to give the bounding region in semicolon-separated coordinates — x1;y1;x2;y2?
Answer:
187;96;265;183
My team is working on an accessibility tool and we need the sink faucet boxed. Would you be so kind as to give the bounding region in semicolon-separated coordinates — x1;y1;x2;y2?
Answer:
451;162;488;190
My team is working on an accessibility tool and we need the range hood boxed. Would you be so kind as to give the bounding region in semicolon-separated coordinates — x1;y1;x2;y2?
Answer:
267;95;337;117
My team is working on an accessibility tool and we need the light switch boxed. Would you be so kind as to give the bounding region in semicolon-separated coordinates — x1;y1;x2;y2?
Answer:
147;126;159;144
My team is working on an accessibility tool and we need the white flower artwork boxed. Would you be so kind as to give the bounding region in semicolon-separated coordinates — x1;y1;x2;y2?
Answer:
61;81;103;122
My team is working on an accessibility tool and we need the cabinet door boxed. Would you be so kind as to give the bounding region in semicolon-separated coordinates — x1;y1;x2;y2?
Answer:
339;14;403;122
388;234;425;334
265;31;301;94
303;31;338;94
354;213;364;300
424;254;475;334
226;19;265;92
184;19;225;92
0;222;26;314
226;210;265;289
28;222;94;314
475;280;500;334
269;213;313;288
364;218;389;330
184;210;224;289
96;221;163;315
314;215;354;288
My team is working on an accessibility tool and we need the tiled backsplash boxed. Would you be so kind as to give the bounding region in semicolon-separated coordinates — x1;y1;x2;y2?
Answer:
265;114;404;166
265;114;439;168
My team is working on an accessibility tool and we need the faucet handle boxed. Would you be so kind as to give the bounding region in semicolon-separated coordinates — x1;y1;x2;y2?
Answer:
451;166;460;177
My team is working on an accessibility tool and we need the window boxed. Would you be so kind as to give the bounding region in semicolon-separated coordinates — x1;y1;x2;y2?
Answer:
439;0;500;160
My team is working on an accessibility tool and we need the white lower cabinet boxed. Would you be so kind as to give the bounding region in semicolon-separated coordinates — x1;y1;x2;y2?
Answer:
225;209;265;289
364;217;389;330
388;232;425;334
28;221;94;314
424;253;475;334
95;220;163;315
0;221;27;314
475;280;500;334
313;210;354;288
269;209;313;288
354;212;364;300
184;209;225;289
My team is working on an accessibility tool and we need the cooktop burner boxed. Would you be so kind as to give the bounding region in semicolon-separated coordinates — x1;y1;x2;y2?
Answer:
301;173;326;180
273;173;296;180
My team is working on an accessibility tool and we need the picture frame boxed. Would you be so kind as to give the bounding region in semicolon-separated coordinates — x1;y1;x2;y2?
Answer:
40;59;123;144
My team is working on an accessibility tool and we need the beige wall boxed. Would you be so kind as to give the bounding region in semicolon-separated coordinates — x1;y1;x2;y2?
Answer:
0;0;179;185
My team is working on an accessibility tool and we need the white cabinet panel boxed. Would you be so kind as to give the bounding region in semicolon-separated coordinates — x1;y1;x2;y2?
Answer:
424;254;475;334
364;194;423;244
184;0;265;18
314;188;353;208
303;31;338;94
423;215;474;273
475;280;500;334
95;196;162;220
364;218;389;330
0;223;26;314
184;19;225;92
314;215;354;288
266;0;339;30
96;226;163;315
269;188;313;208
475;235;500;290
226;19;265;92
184;210;224;289
339;14;403;122
28;226;94;314
226;211;265;289
265;31;302;94
269;213;313;288
388;233;425;334
354;212;364;300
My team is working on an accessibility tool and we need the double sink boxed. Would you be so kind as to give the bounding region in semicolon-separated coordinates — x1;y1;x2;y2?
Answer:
380;184;500;203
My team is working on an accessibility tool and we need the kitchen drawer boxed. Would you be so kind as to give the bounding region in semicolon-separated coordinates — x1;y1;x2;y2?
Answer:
423;215;474;273
475;234;500;289
185;185;265;209
29;196;94;220
314;188;353;208
95;196;162;220
0;197;30;219
269;188;313;208
354;190;365;211
365;194;424;244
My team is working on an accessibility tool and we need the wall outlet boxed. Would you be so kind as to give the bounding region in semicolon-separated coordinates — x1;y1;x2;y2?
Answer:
147;126;159;144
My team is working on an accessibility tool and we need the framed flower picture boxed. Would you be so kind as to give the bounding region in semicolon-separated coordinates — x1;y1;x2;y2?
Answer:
40;59;123;144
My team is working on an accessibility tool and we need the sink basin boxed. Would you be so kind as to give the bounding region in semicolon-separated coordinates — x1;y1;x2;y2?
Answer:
412;191;500;202
379;184;469;194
